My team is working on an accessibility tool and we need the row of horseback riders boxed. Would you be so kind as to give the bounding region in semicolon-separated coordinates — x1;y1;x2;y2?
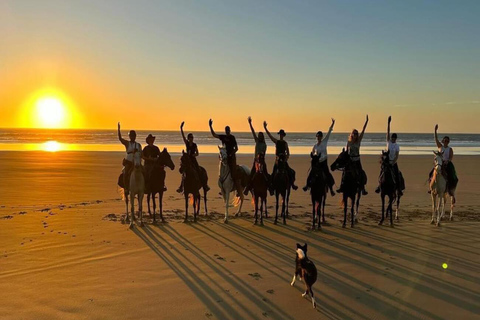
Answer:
118;115;458;199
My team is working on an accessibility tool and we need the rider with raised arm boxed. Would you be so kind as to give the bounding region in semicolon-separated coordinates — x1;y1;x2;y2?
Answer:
428;124;458;200
337;115;369;195
118;122;143;188
209;119;242;196
177;122;210;193
243;116;268;195
264;121;298;193
375;116;404;195
303;118;336;196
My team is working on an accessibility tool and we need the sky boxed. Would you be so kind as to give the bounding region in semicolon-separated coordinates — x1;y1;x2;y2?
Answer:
1;0;479;132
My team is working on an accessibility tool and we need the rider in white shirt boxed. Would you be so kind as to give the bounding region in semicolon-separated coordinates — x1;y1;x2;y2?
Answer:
118;122;143;188
375;116;404;195
303;118;336;196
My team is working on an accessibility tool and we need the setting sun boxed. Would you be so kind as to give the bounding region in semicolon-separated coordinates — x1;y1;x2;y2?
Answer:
36;97;66;128
18;88;83;129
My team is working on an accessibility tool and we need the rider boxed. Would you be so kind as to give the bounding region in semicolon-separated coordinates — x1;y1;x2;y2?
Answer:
375;116;404;196
337;115;369;195
142;134;166;192
303;118;336;196
209;119;242;196
177;121;210;193
264;121;299;193
118;122;143;188
428;124;458;200
243;116;268;195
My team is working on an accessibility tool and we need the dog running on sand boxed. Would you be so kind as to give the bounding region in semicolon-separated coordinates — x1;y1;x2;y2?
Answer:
291;243;318;308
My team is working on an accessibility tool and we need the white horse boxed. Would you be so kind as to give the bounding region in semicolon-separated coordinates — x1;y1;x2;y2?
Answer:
125;154;145;229
430;151;447;226
218;146;250;223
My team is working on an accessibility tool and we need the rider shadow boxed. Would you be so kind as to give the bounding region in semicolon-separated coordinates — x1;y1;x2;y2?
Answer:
131;226;238;320
275;224;478;317
218;221;428;320
158;224;296;320
245;222;450;319
186;222;358;320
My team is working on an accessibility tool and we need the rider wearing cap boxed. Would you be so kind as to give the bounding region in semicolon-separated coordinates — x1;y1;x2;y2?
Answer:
142;133;162;192
264;121;298;194
118;122;143;188
303;118;336;196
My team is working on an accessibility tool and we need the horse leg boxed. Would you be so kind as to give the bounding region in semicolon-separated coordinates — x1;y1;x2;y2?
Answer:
264;196;268;218
312;196;316;230
431;194;436;224
260;196;264;225
388;195;394;227
224;191;229;224
151;193;156;223
321;194;326;224
282;193;287;225
160;191;165;223
395;193;400;221
193;195;198;223
316;201;322;231
138;193;144;227
124;189;130;224
254;196;258;225
147;193;151;217
204;188;208;216
354;192;361;223
129;192;135;229
350;196;355;227
286;188;291;218
274;193;279;225
184;194;189;223
449;194;454;221
235;192;244;217
379;195;385;225
342;194;347;228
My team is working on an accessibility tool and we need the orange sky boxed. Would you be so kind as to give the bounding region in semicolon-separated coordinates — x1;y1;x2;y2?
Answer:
1;1;479;133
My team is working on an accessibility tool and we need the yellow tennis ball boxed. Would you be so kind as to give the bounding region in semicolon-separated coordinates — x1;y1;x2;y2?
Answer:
442;263;448;269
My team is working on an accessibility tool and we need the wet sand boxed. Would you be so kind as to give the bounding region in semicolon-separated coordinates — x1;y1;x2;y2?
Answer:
0;151;479;319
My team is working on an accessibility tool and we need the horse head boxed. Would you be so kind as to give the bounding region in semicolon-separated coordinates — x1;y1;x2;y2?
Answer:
310;152;321;168
255;153;266;173
179;150;191;174
331;148;349;171
276;153;288;172
218;146;228;165
433;150;444;169
158;147;175;170
381;150;390;168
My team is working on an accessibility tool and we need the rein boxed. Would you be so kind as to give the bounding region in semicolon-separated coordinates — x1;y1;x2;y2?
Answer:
219;157;232;185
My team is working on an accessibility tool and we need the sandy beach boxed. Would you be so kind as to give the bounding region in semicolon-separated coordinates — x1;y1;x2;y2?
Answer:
0;152;479;319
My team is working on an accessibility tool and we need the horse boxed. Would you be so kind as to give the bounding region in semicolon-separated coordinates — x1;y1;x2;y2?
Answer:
124;153;145;229
251;153;269;225
179;151;204;222
330;148;363;228
146;148;175;223
218;146;250;223
272;154;292;225
378;150;397;227
430;151;447;226
308;153;328;230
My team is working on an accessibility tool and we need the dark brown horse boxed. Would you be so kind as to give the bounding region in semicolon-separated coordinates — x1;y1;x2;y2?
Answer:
179;151;209;222
308;153;328;230
272;154;291;225
146;148;175;223
378;150;396;227
331;148;363;228
251;153;269;225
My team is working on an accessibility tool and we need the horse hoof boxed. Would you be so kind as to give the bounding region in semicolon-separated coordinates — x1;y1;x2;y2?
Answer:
430;219;435;225
390;224;394;228
139;222;144;227
283;221;287;225
260;222;264;226
274;220;278;225
378;220;384;225
436;222;440;227
351;224;354;228
342;224;346;228
302;293;307;298
128;223;134;229
449;216;453;221
223;218;228;224
254;221;258;225
354;218;358;223
183;219;188;223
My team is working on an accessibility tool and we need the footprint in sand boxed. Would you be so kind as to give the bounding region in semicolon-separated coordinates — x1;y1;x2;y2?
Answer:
40;208;50;212
1;215;13;220
19;211;27;215
248;272;262;280
266;289;274;294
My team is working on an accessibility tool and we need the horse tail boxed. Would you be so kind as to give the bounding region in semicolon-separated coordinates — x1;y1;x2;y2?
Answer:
189;194;194;206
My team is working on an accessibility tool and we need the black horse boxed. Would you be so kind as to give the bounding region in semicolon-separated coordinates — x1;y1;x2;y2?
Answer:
251;153;270;225
308;153;328;230
331;148;364;228
272;154;291;225
146;148;175;223
179;151;209;222
377;150;396;227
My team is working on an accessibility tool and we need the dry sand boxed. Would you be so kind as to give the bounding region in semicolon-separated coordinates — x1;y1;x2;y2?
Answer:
0;152;479;319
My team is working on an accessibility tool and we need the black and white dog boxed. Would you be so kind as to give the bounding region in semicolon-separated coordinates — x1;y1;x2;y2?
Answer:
291;243;318;308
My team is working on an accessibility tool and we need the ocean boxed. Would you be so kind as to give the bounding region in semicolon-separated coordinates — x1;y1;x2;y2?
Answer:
0;128;479;155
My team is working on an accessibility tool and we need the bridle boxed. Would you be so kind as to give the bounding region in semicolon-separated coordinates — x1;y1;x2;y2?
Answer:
219;149;231;184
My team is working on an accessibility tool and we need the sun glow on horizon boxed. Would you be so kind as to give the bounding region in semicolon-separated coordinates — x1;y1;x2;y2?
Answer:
18;88;83;129
43;141;61;152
